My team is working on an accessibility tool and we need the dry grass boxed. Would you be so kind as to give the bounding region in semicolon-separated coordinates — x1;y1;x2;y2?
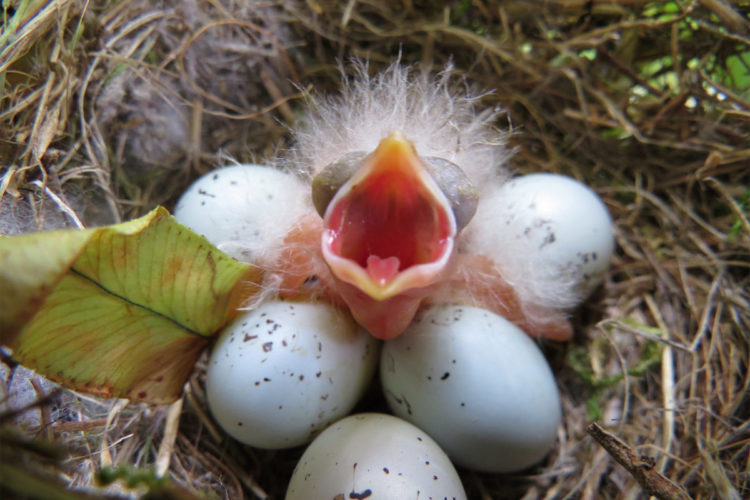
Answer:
1;0;749;498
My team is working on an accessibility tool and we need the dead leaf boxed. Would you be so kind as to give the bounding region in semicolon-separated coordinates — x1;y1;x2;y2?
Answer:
0;207;261;403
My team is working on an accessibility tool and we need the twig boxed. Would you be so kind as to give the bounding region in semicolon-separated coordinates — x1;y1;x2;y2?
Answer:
100;398;128;468
599;326;631;434
31;179;85;229
598;319;691;352
341;0;358;27
586;422;692;500
260;67;296;125
185;379;223;443
645;294;677;474
690;268;726;352
155;395;183;477
29;378;53;441
699;0;750;34
0;387;62;424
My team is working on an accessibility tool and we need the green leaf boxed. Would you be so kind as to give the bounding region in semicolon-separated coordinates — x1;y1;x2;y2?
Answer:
724;50;750;95
0;207;261;403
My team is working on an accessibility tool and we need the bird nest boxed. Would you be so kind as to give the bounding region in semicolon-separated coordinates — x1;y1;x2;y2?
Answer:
1;0;748;498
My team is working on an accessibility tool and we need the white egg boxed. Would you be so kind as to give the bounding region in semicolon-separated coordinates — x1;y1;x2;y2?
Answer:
206;300;380;449
173;164;308;261
465;172;614;311
381;304;561;473
286;413;466;500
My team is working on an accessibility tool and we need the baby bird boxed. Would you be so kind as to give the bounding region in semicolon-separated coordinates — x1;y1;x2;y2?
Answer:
263;62;574;340
177;62;610;341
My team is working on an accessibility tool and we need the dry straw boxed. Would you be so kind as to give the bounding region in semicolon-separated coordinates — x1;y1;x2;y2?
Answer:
1;0;748;498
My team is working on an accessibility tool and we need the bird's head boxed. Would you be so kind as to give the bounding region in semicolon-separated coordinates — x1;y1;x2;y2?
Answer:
270;63;578;342
311;132;478;339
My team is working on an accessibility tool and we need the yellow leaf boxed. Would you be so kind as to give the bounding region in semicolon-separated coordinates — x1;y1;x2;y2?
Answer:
0;228;90;340
0;207;261;403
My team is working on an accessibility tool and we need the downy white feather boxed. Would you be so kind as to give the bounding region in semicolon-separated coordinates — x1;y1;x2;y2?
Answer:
278;62;582;328
284;60;511;188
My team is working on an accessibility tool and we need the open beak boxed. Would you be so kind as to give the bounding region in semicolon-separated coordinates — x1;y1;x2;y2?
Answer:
321;132;456;338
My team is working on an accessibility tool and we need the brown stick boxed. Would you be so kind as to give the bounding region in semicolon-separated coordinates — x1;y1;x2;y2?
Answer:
699;0;750;34
586;422;692;500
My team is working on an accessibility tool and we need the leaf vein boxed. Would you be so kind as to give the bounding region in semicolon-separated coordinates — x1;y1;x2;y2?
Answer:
69;267;205;338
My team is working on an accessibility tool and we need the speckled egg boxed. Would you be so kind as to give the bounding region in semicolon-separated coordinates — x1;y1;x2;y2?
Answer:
286;413;467;500
173;164;308;262
206;300;380;449
464;172;614;311
381;304;562;473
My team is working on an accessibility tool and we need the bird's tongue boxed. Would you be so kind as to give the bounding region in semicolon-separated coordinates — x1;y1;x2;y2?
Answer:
366;255;400;285
321;133;456;304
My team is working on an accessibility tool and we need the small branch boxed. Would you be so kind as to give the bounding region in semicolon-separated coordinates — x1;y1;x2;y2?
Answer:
29;378;54;441
0;387;63;425
260;67;296;125
586;422;692;500
699;0;750;34
100;399;128;469
155;396;184;477
31;179;85;229
341;0;358;27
